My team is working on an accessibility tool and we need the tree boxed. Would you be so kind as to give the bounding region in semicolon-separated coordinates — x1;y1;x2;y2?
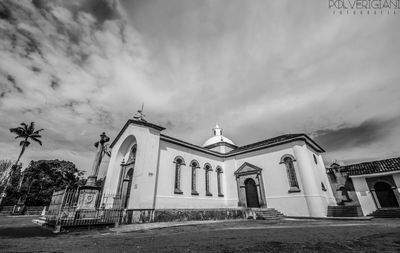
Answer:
19;160;84;206
0;164;22;206
0;122;43;205
9;122;43;166
0;160;12;185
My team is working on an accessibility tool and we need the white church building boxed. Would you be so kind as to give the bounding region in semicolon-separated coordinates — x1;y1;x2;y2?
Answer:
102;117;336;219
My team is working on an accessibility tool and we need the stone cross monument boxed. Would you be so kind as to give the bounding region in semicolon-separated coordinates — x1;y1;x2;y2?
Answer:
86;132;110;187
77;132;110;210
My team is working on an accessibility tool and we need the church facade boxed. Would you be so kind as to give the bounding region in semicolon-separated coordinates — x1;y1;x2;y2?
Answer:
102;118;336;218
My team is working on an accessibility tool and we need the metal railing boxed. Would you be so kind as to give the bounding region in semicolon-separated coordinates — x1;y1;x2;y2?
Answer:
45;189;124;228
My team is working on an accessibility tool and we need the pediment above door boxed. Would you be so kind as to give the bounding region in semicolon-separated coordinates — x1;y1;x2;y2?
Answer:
234;162;263;176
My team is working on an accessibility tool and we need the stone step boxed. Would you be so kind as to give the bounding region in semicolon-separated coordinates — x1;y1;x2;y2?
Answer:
368;208;400;218
254;208;284;220
327;206;362;217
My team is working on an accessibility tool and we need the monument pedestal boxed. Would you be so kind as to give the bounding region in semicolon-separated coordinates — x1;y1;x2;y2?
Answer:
77;185;101;210
76;185;101;220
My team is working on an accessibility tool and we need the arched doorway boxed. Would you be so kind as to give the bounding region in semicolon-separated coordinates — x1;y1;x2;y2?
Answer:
117;144;137;209
121;168;133;208
374;182;399;208
245;178;260;208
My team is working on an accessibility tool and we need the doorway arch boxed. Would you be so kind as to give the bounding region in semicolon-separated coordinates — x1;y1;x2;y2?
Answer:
121;168;133;208
374;182;399;208
245;178;260;208
117;142;137;209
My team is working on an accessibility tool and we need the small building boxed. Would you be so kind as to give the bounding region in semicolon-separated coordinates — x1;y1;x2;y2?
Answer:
326;158;400;216
346;158;400;215
101;117;336;222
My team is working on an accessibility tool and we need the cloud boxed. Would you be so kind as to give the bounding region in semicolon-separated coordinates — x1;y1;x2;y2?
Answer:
0;0;158;170
0;0;399;172
313;117;400;151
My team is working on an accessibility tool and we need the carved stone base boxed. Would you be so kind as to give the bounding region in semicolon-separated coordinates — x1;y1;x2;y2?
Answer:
77;185;101;210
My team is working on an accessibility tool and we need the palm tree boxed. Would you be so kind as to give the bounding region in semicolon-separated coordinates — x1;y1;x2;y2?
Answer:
9;122;43;165
0;122;43;205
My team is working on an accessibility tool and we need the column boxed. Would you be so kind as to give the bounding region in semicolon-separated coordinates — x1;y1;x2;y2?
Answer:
293;145;326;217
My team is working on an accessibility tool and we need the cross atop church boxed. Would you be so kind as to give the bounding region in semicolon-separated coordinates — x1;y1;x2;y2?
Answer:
133;103;147;122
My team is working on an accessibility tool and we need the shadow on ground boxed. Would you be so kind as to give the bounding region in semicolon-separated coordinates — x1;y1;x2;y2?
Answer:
0;226;55;238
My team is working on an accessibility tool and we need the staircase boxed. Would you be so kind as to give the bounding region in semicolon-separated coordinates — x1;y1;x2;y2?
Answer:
253;208;284;220
368;208;400;218
327;206;362;217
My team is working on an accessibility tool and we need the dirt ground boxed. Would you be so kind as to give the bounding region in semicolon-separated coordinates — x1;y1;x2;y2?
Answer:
1;216;400;252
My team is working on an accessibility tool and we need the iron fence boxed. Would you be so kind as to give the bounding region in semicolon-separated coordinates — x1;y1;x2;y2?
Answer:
45;188;124;228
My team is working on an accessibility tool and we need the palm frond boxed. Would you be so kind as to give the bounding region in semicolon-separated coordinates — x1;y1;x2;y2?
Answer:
29;133;42;138
10;127;25;136
29;122;35;134
31;137;42;146
20;122;29;129
33;128;44;134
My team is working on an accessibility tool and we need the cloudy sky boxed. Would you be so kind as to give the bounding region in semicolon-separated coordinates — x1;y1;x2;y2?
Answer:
0;0;399;176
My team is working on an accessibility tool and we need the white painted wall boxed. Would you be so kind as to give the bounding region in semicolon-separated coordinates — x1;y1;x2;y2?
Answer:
352;177;377;215
393;173;400;192
228;143;308;216
155;140;235;209
154;139;335;217
103;123;161;209
103;123;335;217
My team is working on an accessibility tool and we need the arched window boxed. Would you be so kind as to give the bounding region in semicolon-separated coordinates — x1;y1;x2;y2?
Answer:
190;160;199;195
126;144;137;165
313;154;318;164
216;166;223;197
280;155;300;193
204;164;212;196
173;156;185;194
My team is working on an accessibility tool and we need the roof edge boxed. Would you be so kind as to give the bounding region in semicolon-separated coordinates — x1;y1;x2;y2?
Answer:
109;119;165;148
160;133;324;158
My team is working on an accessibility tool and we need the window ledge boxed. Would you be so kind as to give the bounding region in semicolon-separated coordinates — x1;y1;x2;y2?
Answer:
218;194;224;197
174;189;183;194
206;192;213;196
191;190;199;196
288;187;301;193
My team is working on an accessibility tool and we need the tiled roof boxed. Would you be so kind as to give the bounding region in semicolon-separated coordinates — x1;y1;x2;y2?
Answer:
344;157;400;176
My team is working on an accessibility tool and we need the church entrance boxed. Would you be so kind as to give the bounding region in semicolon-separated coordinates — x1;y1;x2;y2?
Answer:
117;143;137;209
234;162;267;208
374;182;399;208
245;178;260;208
121;168;133;208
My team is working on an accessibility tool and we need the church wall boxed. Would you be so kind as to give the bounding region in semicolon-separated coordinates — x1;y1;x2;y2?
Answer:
293;144;335;217
155;140;238;209
304;146;337;208
103;124;161;209
104;123;335;218
229;142;311;217
351;176;376;215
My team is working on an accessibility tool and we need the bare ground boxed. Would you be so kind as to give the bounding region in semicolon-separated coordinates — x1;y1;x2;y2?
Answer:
1;216;400;252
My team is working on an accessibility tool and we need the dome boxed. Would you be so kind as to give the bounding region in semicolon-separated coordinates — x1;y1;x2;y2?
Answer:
202;124;236;147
